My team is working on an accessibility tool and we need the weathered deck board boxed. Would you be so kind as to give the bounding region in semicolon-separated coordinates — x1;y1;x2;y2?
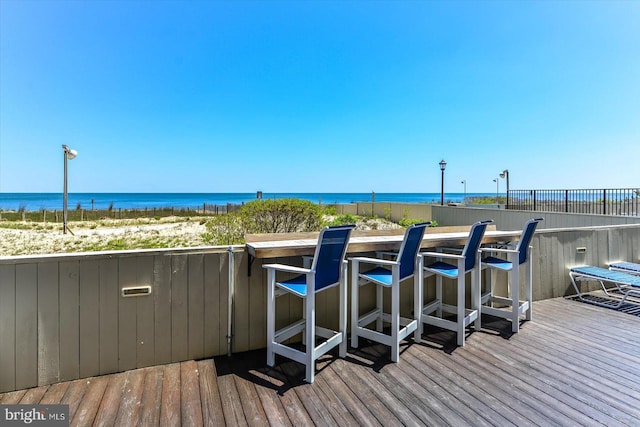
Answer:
38;382;69;405
196;359;225;426
138;367;164;426
92;371;127;427
159;363;181;427
2;297;640;427
112;368;145;426
180;361;204;427
19;386;48;405
71;376;109;427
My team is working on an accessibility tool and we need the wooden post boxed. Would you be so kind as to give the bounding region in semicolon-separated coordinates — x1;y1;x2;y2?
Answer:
371;191;375;217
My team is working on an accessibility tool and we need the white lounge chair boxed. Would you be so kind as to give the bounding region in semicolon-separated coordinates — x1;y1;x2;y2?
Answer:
609;261;640;275
569;265;640;309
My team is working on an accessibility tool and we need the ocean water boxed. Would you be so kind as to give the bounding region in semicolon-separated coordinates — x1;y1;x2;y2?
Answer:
0;192;495;211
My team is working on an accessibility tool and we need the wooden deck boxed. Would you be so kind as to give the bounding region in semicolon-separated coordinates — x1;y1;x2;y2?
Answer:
2;297;640;426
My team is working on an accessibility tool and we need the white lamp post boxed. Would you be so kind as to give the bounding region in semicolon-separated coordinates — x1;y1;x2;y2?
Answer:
493;178;499;203
461;180;466;203
62;145;78;234
500;169;510;209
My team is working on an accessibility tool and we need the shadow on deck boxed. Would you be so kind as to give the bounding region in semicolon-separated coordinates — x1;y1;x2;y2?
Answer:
2;297;640;426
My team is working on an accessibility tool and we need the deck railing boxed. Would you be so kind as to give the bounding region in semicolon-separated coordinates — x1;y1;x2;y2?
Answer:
508;188;640;216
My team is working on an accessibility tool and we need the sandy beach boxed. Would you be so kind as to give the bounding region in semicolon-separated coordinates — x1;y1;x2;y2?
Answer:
0;216;210;256
0;215;401;256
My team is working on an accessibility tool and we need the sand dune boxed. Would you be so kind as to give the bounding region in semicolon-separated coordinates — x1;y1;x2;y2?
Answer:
0;217;209;256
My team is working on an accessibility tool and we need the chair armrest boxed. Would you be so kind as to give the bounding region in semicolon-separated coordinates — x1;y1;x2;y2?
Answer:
421;251;464;260
262;264;311;274
349;256;398;266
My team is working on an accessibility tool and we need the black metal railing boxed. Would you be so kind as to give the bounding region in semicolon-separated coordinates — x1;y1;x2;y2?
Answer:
508;188;640;216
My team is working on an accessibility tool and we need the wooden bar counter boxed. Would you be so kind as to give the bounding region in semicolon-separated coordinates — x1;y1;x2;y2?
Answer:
246;225;521;259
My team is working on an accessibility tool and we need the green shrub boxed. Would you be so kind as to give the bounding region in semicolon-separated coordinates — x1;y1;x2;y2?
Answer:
467;196;506;204
398;218;438;227
203;198;323;245
398;206;436;228
203;214;246;245
383;207;392;221
322;205;338;216
325;213;358;226
239;199;321;234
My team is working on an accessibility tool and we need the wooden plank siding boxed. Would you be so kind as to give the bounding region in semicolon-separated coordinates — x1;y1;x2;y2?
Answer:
0;248;230;393
60;261;81;382
0;264;16;392
15;264;38;390
2;298;640;426
37;262;59;386
79;260;101;379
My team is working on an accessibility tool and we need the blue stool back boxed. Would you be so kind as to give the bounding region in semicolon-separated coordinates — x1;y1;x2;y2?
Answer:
312;225;356;291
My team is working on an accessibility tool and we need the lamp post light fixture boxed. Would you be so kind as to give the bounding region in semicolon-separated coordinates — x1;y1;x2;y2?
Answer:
439;159;446;205
493;178;499;204
461;180;466;203
62;144;78;234
500;169;510;209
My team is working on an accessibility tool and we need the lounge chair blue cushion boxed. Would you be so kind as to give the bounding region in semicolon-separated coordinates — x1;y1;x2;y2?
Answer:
425;261;459;279
482;256;512;271
360;266;394;287
571;266;640;287
610;262;640;274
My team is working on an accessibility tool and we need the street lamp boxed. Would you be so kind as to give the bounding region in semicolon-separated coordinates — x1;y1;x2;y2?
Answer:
439;159;447;205
460;180;466;203
62;144;78;234
493;178;499;204
500;169;510;209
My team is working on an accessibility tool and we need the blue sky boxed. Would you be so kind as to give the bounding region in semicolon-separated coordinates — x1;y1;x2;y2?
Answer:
1;0;639;194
